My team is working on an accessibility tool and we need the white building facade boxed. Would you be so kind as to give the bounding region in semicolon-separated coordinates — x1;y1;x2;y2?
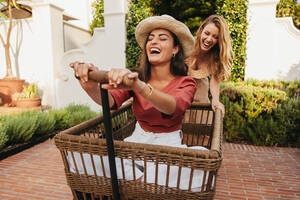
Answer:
246;0;300;81
0;0;299;110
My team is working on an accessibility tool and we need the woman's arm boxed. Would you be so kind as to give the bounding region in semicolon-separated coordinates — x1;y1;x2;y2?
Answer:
138;81;177;115
103;70;176;115
70;62;116;108
135;77;196;116
210;75;225;116
71;64;178;115
210;75;220;102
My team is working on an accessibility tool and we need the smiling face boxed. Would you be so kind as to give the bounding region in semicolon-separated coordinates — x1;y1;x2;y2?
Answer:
200;23;219;52
146;29;179;65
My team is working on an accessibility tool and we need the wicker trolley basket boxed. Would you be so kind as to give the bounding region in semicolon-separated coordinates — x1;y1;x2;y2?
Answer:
54;101;223;200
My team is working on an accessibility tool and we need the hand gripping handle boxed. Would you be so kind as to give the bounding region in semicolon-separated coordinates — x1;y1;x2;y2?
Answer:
87;70;134;87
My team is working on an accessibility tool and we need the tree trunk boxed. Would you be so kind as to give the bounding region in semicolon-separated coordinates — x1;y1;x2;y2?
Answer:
5;44;13;78
4;0;14;78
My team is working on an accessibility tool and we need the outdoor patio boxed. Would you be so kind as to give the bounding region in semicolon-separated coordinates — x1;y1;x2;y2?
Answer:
0;139;299;200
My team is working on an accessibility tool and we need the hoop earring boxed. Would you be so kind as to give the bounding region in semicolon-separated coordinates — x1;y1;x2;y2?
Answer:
172;53;176;58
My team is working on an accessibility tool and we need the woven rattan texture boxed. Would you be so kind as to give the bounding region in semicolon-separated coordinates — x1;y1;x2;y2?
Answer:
55;102;223;200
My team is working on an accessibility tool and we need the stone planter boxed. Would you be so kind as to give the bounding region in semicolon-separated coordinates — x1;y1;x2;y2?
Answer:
15;97;41;108
0;78;25;106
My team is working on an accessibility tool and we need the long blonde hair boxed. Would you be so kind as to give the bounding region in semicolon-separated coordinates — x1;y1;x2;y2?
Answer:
190;15;233;81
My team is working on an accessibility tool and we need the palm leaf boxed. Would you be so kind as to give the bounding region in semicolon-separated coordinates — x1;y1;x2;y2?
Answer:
0;12;8;20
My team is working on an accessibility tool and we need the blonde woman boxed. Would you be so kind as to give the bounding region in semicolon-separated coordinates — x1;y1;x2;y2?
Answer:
187;14;233;116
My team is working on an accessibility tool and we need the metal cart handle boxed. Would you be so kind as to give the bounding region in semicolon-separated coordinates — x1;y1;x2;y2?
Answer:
88;70;134;200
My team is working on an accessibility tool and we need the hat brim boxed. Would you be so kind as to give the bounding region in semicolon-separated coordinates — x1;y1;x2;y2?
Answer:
135;15;195;58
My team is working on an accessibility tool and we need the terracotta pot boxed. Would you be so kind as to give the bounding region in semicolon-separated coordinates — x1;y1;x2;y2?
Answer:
0;78;25;106
15;97;41;108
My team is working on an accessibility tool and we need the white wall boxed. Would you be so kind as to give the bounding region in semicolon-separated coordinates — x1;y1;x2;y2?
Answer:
0;4;64;107
63;22;91;52
0;1;93;108
0;19;34;80
1;0;299;110
246;0;300;81
56;0;127;111
49;0;94;30
0;0;126;111
275;17;300;80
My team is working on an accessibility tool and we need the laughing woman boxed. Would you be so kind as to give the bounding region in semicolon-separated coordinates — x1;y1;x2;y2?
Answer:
187;15;233;116
70;15;196;147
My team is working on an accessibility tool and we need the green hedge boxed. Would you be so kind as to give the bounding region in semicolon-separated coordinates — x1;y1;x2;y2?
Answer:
221;80;300;147
243;98;300;147
89;0;104;34
216;0;248;81
245;79;300;98
125;0;152;69
276;0;300;30
0;104;98;149
150;0;217;35
0;122;8;149
89;0;248;80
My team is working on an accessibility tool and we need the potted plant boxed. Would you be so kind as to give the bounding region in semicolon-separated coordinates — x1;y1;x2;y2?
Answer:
12;82;41;108
0;0;32;106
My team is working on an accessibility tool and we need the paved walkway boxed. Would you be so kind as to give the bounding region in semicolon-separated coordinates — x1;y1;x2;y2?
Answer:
0;139;299;200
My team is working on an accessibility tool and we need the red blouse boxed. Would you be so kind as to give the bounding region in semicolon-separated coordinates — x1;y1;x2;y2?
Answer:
110;76;196;133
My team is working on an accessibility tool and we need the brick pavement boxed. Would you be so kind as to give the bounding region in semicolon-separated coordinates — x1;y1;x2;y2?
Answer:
0;139;299;200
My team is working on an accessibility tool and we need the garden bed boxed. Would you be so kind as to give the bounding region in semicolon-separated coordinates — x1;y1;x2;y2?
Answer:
0;104;99;160
0;105;50;116
0;131;57;160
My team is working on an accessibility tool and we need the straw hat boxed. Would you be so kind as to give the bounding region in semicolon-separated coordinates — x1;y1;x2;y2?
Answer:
135;15;195;58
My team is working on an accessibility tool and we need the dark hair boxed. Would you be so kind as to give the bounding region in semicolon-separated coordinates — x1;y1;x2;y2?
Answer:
138;30;188;82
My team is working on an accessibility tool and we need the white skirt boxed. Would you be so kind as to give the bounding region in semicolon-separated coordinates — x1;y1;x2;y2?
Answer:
124;122;183;146
67;122;213;190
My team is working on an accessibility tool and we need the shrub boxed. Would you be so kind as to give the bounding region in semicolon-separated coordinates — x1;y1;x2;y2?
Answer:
47;104;97;130
89;0;248;80
89;0;104;34
0;122;8;148
221;81;287;141
276;0;300;30
244;98;300;147
278;98;300;147
222;82;286;116
149;0;249;81
48;109;71;131
245;79;300;98
3;112;39;144
221;80;300;147
125;0;152;69
0;104;98;149
65;104;98;127
150;0;216;34
35;112;56;136
279;80;300;98
216;0;248;81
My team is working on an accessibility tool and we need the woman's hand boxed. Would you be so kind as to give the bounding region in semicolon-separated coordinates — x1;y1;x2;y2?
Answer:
102;68;141;91
211;98;225;117
69;61;99;85
70;61;106;105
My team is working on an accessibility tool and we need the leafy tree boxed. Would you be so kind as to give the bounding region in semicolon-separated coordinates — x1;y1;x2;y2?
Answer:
150;0;248;80
89;0;248;80
150;0;216;34
125;0;152;69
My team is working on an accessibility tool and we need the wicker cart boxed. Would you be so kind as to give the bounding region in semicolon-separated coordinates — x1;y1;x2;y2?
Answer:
54;100;223;200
